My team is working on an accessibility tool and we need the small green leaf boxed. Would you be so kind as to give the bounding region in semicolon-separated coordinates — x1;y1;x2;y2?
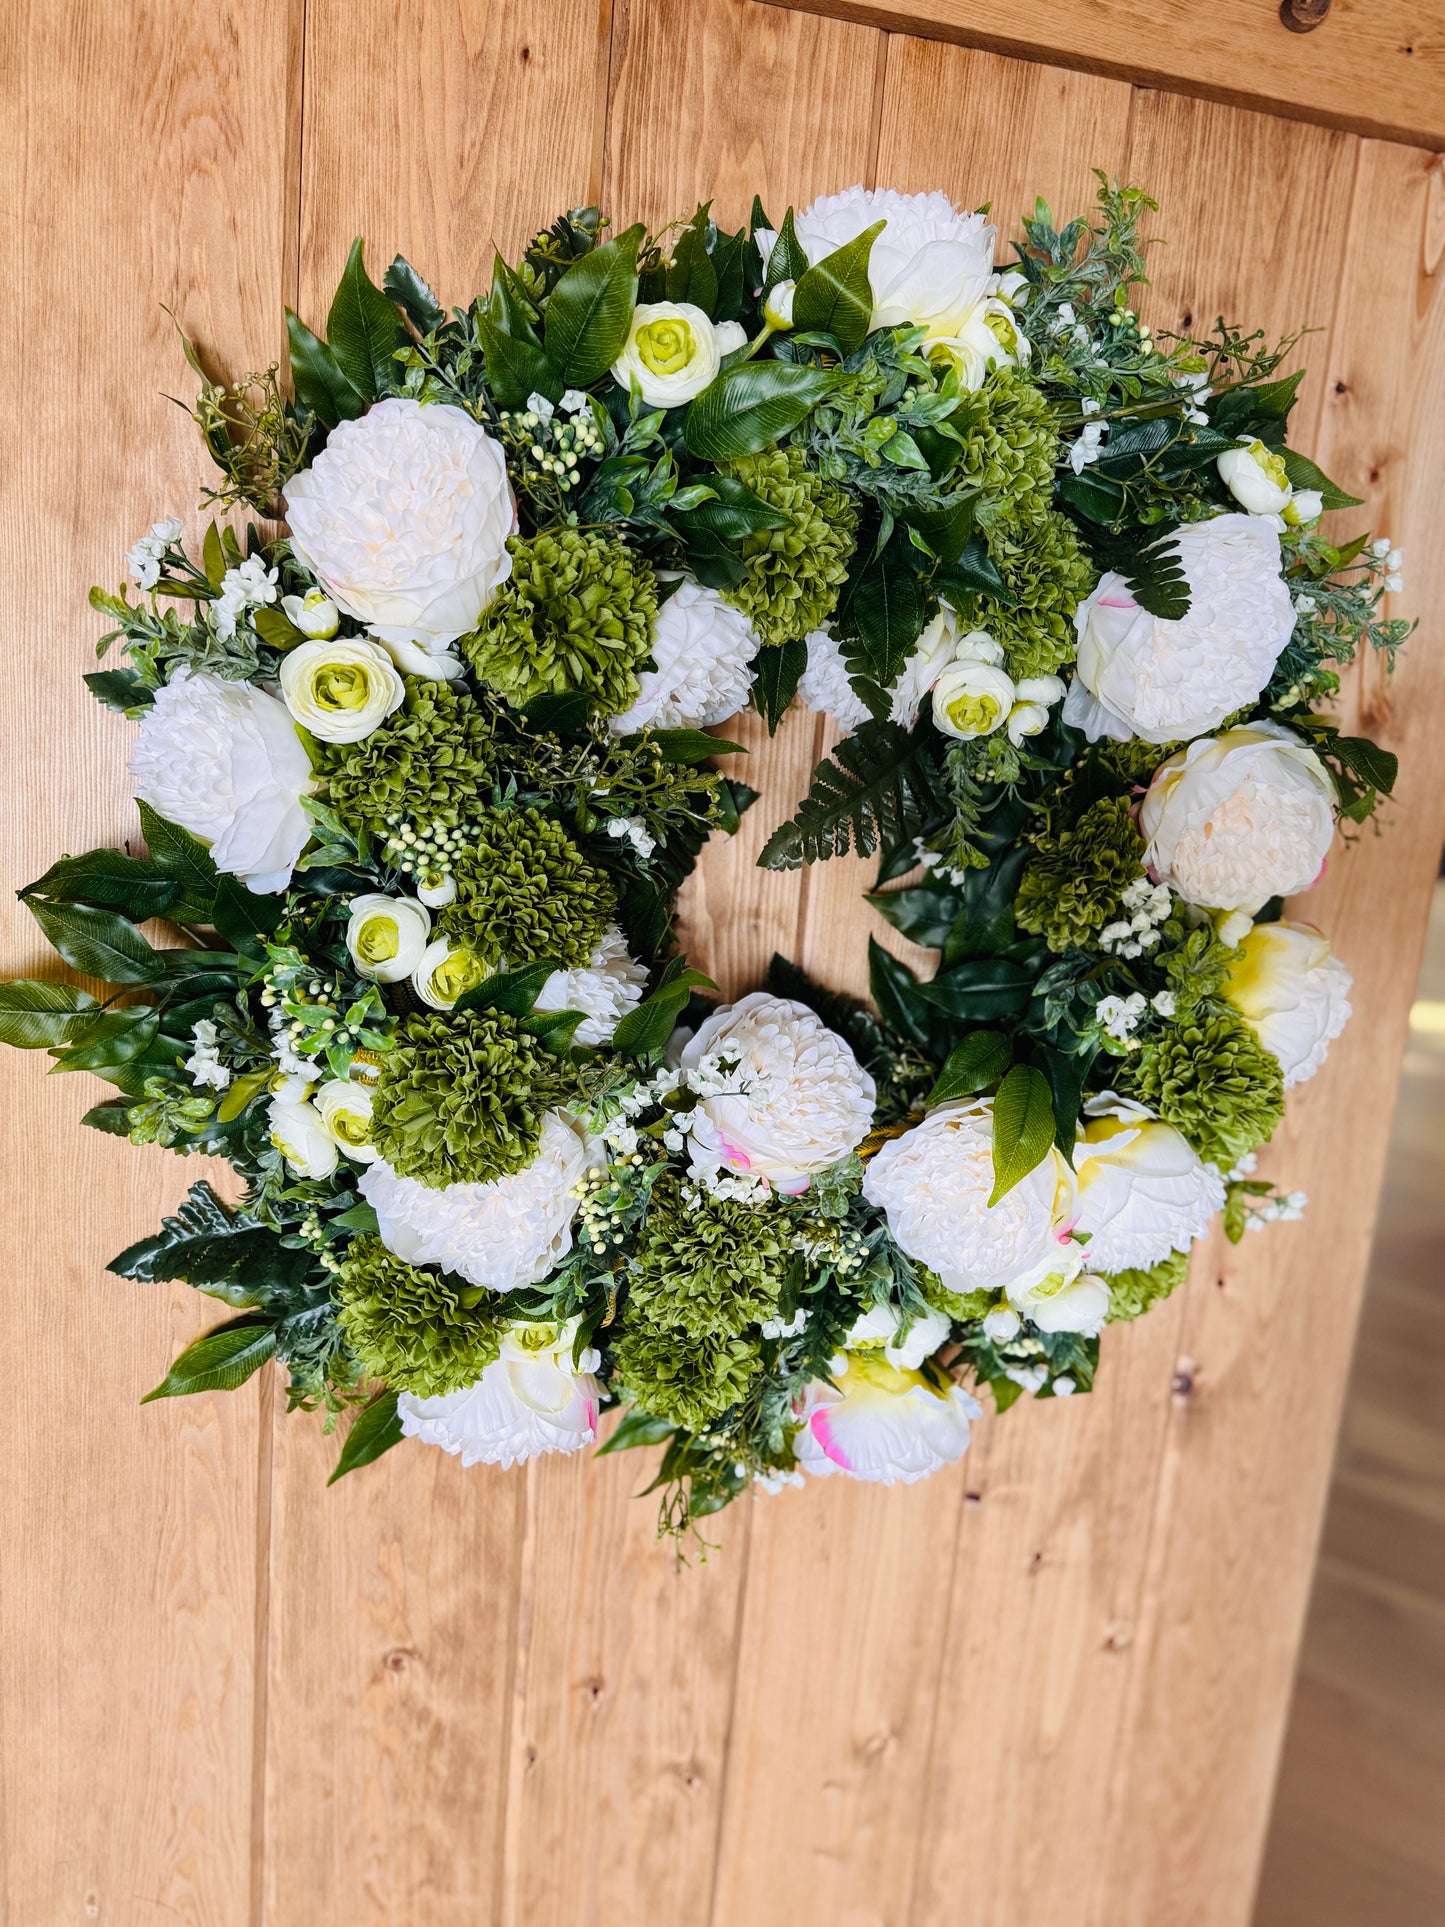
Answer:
682;361;832;463
1335;734;1398;796
1279;448;1363;510
543;225;643;386
81;1100;135;1136
519;689;590;735
252;606;306;651
217;1068;270;1123
763;208;808;291
1056;469;1127;524
0;980;98;1048
936;533;1011;602
328;1390;404;1484
138;802;218;916
210;875;283;955
595;1405;678;1456
626;728;745;766
928;1031;1012;1107
331;1202;380;1235
905;492;978;565
791;221;882;357
201;523;226;592
453;957;560;1018
671;474;791;544
141;1316;276;1402
383;255;444;333
285;309;368;427
84;669;153;712
988;1064;1056;1206
666;209;718;316
326;238;406;401
25;899;162;984
751;639;808;733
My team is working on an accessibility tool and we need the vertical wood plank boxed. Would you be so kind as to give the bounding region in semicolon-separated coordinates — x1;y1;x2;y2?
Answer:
0;5;300;1924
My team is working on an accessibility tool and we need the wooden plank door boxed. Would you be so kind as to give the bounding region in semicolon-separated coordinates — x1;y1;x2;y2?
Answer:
3;5;1442;1925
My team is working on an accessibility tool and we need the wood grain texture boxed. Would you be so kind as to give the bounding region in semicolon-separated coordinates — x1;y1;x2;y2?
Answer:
767;0;1445;151
0;6;299;1923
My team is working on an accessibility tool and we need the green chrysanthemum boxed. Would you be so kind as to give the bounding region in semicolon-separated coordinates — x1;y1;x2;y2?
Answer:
334;1236;502;1396
370;1009;567;1189
1016;796;1146;952
950;368;1058;527
1126;1008;1285;1171
439;806;615;970
722;447;857;648
610;1322;761;1432
958;510;1096;681
626;1179;788;1338
315;678;494;835
464;529;657;716
1103;1249;1189;1324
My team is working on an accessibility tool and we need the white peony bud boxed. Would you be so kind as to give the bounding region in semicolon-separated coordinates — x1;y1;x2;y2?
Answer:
763;280;796;329
415;872;457;909
1216;440;1293;516
1003;1249;1111;1336
399;1316;601;1469
280;587;340;639
714;320;748;357
611;301;722;408
268;1093;339;1179
1222;919;1352;1087
1006;674;1066;746
314;1078;378;1162
981;1306;1021;1343
344;893;431;984
411;935;487;1010
607;579;759;733
1283;489;1323;528
279;634;405;744
1072;1095;1224;1271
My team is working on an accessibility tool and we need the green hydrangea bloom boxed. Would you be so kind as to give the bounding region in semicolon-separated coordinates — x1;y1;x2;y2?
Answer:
722;447;857;648
316;678;494;835
370;1009;566;1189
1103;1249;1189;1324
1096;738;1178;786
922;1276;995;1321
439;806;615;970
950;368;1058;527
1126;1008;1285;1170
464;529;657;716
335;1235;501;1396
610;1322;761;1432
626;1179;788;1337
954;510;1096;681
1016;796;1146;952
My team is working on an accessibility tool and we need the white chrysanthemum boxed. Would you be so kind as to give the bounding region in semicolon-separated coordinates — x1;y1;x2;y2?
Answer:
1223;919;1353;1087
128;666;313;893
398;1318;601;1470
1062;515;1295;744
1072;1094;1225;1272
1140;722;1337;913
792;1357;980;1485
681;992;876;1190
843;1302;953;1371
533;923;648;1046
608;579;759;733
798;604;960;734
797;627;870;731
359;1110;596;1291
283;398;516;664
862;1097;1078;1296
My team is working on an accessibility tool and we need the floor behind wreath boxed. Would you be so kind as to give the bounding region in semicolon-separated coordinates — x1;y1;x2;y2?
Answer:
1254;876;1445;1925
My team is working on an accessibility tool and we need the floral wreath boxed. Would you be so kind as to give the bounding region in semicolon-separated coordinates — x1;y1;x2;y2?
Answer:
5;181;1409;1539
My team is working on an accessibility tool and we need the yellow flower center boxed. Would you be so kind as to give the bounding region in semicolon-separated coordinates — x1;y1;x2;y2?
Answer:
945;691;1003;734
636;316;697;378
1247;440;1290;491
355;915;400;965
308;662;373;713
331;1108;371;1148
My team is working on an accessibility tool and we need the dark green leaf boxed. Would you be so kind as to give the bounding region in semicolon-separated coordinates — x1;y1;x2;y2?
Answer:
454;957;560;1018
918;957;1032;1021
0;980;98;1049
522;1008;587;1049
1335;734;1398;796
928;1030;1012;1106
595;1405;679;1456
612;966;717;1059
477;312;563;409
383;255;445;333
110;1181;313;1304
762;208;808;291
1249;367;1306;418
837;529;925;687
51;1007;159;1072
1029;1039;1098;1157
935;533;1010;601
330;1202;380;1236
520;688;591;735
905;492;978;566
671;474;791;543
867;939;935;1054
141;1316;276;1402
942;847;1027;964
544;225;643;386
85;669;153;712
210;874;284;955
328;1390;404;1484
760;720;943;869
627;728;745;766
25;899;162;984
286;310;367;427
867;884;962;950
666;209;718;315
1280;448;1364;511
791;221;882;357
682;360;832;463
81;1100;135;1136
988;1064;1056;1205
138;802;219;918
326;237;406;401
22;849;178;920
752;639;808;734
1057;469;1127;524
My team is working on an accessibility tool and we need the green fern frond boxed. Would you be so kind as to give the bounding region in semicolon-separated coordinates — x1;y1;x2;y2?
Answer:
758;720;943;870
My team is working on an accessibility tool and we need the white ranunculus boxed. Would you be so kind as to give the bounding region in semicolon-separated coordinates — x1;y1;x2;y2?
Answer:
608;579;759;733
411;936;488;1010
611;301;721;408
280;587;340;639
1072;1094;1225;1271
862;1098;1079;1298
344;893;431;984
681;992;877;1191
981;1305;1021;1343
1007;673;1067;746
314;1078;378;1163
360;1111;596;1290
792;1357;980;1485
931;647;1015;740
843;1303;953;1372
533;923;647;1046
1222;919;1353;1087
399;1317;601;1470
1062;515;1295;745
278;635;405;744
1217;440;1293;516
1140;722;1337;914
1003;1249;1111;1336
128;666;313;893
283;398;515;658
268;1092;339;1179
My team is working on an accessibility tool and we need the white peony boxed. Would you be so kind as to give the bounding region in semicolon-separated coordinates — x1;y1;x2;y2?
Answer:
608;579;759;733
283;398;515;663
797;606;959;734
1222;919;1353;1087
533;923;647;1046
398;1317;601;1470
611;301;722;408
128;666;313;893
1072;1094;1225;1272
1062;515;1295;744
1217;440;1293;517
1003;1248;1111;1336
344;893;431;984
278;634;405;745
314;1078;378;1162
268;1091;338;1179
359;1110;595;1291
681;992;877;1191
1140;722;1337;913
792;1357;980;1485
843;1302;953;1371
862;1097;1079;1297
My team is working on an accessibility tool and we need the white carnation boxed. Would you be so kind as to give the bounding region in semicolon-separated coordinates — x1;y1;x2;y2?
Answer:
398;1317;601;1470
608;579;759;733
533;923;647;1046
792;1358;980;1486
1073;1095;1225;1272
359;1110;595;1291
797;627;871;732
1063;515;1295;744
1140;722;1337;913
1223;919;1352;1087
283;398;515;658
128;666;312;893
798;605;959;733
681;993;876;1191
861;1097;1078;1296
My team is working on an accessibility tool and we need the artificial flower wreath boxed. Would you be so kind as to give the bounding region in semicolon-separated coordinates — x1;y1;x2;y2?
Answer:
3;181;1409;1536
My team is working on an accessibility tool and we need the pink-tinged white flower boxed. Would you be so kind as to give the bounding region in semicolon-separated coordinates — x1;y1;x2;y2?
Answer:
398;1317;601;1470
792;1355;980;1485
359;1110;596;1290
1140;722;1337;914
862;1097;1079;1297
608;579;759;733
1072;1094;1224;1270
681;993;876;1190
1223;919;1353;1088
1063;515;1295;744
128;666;313;893
533;923;648;1046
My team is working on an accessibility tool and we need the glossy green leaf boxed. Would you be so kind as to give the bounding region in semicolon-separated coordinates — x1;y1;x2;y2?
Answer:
918;957;1032;1022
791;221;882;357
210;874;283;955
137;802;218;920
383;254;445;333
612;966;716;1059
84;669;153;712
201;522;226;591
988;1064;1056;1206
762;208;808;291
1280;448;1365;511
935;533;1011;602
252;606;305;651
477;312;563;409
25;898;162;984
751;639;808;734
141;1316;276;1403
838;530;925;688
543;225;643;386
326;237;406;401
670;474;790;543
285;309;367;427
666;209;718;316
0;980;98;1049
328;1390;404;1484
21;849;178;920
867;884;962;950
595;1405;678;1456
629;728;745;766
453;957;560;1019
51;1007;159;1072
682;360;832;463
928;1030;1013;1107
